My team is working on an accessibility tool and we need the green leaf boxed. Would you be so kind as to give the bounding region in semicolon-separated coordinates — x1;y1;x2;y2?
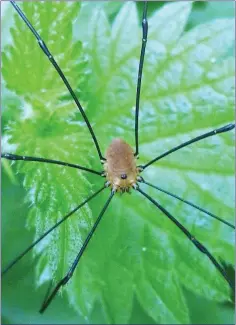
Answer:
185;288;234;324
135;224;189;323
2;1;88;118
2;1;234;324
148;2;192;45
187;2;235;30
104;261;134;324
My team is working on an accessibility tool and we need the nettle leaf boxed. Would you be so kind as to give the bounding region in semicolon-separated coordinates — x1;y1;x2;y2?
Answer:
2;1;234;324
2;1;89;118
2;0;95;316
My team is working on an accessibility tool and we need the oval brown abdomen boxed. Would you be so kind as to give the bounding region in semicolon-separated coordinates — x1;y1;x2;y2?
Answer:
104;138;138;191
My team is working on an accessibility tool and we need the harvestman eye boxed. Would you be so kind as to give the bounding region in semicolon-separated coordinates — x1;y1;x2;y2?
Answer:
2;0;235;315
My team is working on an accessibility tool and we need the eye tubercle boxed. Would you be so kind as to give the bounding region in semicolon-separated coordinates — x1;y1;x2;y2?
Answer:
120;174;127;179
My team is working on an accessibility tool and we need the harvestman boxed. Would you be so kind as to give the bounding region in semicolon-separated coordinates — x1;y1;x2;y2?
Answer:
2;1;235;313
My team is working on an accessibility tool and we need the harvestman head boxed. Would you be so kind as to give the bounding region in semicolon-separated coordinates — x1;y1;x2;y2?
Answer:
2;0;235;314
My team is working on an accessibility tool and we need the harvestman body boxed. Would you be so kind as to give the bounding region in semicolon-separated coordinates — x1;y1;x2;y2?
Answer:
2;0;235;314
104;139;140;192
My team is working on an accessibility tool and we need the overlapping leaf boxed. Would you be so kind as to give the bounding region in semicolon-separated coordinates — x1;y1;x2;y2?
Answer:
2;1;234;324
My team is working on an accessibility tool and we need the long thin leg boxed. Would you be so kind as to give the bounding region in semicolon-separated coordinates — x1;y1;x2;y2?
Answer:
140;178;235;229
135;1;148;157
1;153;102;176
141;123;235;170
10;0;104;162
39;190;115;313
2;186;106;276
137;187;234;290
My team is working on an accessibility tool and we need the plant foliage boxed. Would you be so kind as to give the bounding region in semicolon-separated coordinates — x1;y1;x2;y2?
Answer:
2;1;234;324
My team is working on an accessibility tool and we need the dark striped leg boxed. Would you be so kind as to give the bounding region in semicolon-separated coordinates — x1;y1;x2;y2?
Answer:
39;190;115;313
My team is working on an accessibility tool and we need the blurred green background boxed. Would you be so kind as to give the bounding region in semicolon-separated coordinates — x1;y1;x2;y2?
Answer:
1;1;235;324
